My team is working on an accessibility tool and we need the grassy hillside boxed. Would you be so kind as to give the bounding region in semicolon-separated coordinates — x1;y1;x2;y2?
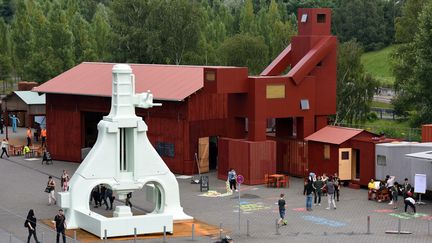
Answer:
361;45;397;87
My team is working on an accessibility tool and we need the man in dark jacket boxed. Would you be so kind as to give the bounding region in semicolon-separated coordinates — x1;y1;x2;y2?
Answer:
305;180;314;211
54;209;66;243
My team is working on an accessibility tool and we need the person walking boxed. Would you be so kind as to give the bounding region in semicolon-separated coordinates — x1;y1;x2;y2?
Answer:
105;187;114;210
26;127;33;146
333;173;341;201
91;185;101;208
0;116;4;134
25;209;41;243
404;192;416;214
313;176;324;206
100;185;108;208
54;209;66;243
390;182;399;209
326;176;336;210
228;168;238;192
61;170;70;192
1;138;9;158
386;175;396;204
305;179;314;211
125;192;133;207
278;194;287;226
41;128;47;148
402;178;412;198
47;176;56;205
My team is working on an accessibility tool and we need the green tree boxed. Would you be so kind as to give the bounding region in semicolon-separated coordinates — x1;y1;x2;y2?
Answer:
10;0;33;80
406;1;432;125
47;2;74;74
239;0;258;35
265;0;295;60
332;0;388;51
0;18;12;82
110;0;156;63
334;40;378;124
0;0;16;24
391;0;430;119
91;3;111;62
25;0;55;83
71;13;96;63
218;34;268;74
150;0;204;65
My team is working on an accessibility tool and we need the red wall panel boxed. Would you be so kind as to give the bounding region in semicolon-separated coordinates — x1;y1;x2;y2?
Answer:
274;138;308;177
217;138;276;185
308;142;338;177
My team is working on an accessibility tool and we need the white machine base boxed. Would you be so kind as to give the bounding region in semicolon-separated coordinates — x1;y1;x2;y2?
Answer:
113;206;133;217
77;210;173;239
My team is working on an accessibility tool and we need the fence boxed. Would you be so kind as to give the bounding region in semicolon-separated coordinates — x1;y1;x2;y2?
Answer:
0;206;81;243
2;206;431;243
335;122;422;142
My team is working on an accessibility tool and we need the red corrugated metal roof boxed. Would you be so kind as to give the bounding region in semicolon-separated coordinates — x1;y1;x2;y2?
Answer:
33;62;211;101
305;126;364;145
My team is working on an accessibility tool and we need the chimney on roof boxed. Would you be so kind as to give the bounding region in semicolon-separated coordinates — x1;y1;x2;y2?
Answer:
18;81;39;91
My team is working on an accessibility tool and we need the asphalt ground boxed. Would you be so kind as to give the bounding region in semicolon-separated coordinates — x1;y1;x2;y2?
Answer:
1;127;432;243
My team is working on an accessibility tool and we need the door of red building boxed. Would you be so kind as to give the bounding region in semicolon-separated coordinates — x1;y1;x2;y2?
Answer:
338;148;352;180
198;137;209;173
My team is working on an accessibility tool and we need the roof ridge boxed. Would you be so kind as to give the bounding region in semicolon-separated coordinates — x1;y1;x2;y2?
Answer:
327;125;364;131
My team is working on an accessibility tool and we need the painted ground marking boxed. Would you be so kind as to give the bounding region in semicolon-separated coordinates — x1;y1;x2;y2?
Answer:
389;212;428;220
301;215;346;228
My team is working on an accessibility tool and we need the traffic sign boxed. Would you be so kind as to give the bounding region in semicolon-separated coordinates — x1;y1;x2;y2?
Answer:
237;175;244;184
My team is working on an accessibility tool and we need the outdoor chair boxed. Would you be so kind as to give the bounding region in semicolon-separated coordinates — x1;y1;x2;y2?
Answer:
264;174;276;187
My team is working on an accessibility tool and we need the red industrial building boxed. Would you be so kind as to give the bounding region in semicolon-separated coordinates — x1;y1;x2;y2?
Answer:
213;8;337;183
33;64;249;174
34;8;340;184
305;126;396;186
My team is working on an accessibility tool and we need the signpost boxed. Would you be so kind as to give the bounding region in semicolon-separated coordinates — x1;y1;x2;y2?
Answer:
414;174;427;205
237;175;244;231
200;175;209;192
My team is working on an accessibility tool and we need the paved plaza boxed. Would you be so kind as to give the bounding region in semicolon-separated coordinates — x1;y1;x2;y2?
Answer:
0;129;432;243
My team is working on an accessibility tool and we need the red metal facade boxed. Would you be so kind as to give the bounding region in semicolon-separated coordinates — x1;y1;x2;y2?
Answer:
422;124;432;142
274;138;308;177
218;138;276;185
44;68;242;175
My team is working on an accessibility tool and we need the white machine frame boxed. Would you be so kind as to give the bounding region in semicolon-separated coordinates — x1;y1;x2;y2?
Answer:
58;64;192;238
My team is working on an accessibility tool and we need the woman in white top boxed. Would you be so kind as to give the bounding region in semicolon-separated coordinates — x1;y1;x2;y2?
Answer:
0;138;9;158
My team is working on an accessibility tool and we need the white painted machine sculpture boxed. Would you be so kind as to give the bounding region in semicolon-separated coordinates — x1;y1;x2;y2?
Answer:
58;64;192;238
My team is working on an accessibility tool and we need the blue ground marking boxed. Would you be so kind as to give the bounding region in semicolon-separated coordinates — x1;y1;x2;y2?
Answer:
301;215;347;227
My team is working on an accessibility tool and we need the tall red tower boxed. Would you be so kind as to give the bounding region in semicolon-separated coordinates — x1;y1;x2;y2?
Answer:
204;8;337;184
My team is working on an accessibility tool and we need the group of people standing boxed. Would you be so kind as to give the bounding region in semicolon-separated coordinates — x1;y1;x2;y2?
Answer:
26;127;48;147
368;176;417;213
90;184;115;210
304;172;340;211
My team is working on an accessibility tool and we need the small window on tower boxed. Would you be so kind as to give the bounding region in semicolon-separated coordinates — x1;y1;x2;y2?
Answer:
301;14;308;23
317;14;326;23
